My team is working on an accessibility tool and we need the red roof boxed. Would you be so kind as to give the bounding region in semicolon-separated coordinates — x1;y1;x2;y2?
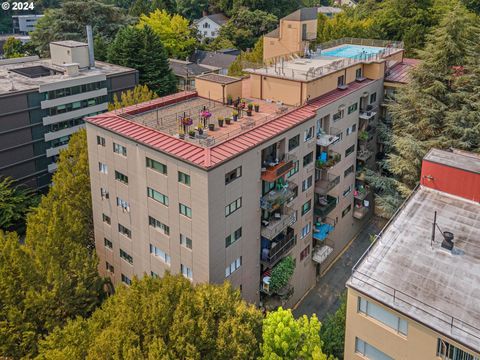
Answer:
384;58;420;84
86;80;374;169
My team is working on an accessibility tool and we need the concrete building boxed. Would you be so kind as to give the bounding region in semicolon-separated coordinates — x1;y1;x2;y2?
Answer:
317;6;342;18
193;13;229;41
0;41;137;190
345;148;480;360
85;9;413;308
12;14;43;35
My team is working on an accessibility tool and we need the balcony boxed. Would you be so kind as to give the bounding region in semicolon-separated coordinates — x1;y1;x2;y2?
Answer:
315;172;340;194
313;218;335;242
357;149;373;162
315;150;341;170
359;109;377;121
312;244;334;264
314;195;337;218
261;209;296;240
353;206;370;220
354;185;370;201
260;183;297;212
316;127;341;147
261;228;296;267
261;154;296;182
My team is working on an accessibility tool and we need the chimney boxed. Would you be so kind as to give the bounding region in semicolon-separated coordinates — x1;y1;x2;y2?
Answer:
202;10;208;17
86;25;95;69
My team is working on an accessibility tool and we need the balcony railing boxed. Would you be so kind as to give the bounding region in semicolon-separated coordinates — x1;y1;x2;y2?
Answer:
359;108;377;121
354;186;370;201
260;183;297;212
353;206;370;220
357;149;372;162
313;218;335;242
261;229;296;267
314;195;337;218
316;127;341;147
261;154;296;182
315;150;341;170
261;209;297;240
312;244;334;264
315;171;340;194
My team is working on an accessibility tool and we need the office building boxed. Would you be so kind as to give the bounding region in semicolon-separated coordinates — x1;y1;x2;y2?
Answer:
0;40;137;190
345;148;480;360
12;14;43;35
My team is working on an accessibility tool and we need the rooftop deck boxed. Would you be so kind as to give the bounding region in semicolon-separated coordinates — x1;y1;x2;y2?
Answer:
348;186;480;353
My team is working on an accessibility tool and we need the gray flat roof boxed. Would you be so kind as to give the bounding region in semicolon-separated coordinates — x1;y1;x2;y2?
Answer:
424;148;480;174
0;57;135;95
348;186;480;353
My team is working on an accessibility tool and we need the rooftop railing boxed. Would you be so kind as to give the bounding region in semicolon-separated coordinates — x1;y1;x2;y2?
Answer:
317;37;404;51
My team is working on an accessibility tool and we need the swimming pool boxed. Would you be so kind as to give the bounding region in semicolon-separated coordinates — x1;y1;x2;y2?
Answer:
321;45;384;58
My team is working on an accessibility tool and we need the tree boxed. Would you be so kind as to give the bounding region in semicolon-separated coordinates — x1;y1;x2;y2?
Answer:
2;37;25;58
108;84;158;110
0;130;105;358
228;36;263;76
268;256;295;294
137;9;197;59
30;0;132;57
176;0;208;20
38;274;263;359
108;25;177;96
320;293;347;360
261;307;333;360
0;177;38;232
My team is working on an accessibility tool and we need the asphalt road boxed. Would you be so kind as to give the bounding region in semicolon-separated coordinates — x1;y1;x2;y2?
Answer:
292;218;385;320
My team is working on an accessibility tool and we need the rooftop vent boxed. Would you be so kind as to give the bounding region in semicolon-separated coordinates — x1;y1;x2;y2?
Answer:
10;65;61;78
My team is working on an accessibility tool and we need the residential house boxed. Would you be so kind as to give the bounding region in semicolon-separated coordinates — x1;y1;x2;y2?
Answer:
193;13;229;41
169;59;219;91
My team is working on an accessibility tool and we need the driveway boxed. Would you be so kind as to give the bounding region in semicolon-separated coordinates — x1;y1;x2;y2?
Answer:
293;217;386;320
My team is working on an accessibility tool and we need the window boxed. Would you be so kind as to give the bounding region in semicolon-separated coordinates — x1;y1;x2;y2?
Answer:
301;222;311;239
225;166;242;184
148;216;170;236
179;203;192;218
99;162;108;174
147;187;169;206
288;134;300;151
146;157;167;174
370;92;377;104
104;238;113;249
225;227;242;247
343;185;352;197
181;264;193;279
302;176;313;192
106;261;114;273
97;136;105;146
342;205;352;217
337;75;345;86
302;200;312;216
151;271;159;278
355;338;393;360
100;187;109;199
120;249;133;264
225;197;242;217
358;297;408;335
287;161;299;177
356;68;362;79
348;102;358;114
121;274;132;285
116;197;130;212
333;109;344;122
118;224;131;238
149;244;171;264
180;234;192;249
102;213;111;225
115;171;128;184
345;145;355;157
178;171;191;186
344;165;354;178
304;126;314;141
113;142;127;156
300;245;310;261
303;152;313;167
225;256;242;277
346;124;357;135
437;339;478;360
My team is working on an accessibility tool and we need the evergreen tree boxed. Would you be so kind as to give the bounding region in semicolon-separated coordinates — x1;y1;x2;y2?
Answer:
108;25;176;96
38;274;263;359
0;177;38;232
320;293;347;360
108;84;158;110
228;37;263;76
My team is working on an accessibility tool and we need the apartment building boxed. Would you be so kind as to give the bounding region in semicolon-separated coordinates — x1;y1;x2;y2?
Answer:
345;148;480;360
85;9;413;308
12;15;44;35
0;40;137;190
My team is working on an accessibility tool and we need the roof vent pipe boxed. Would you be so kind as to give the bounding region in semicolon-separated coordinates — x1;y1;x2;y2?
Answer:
86;25;95;69
441;231;454;251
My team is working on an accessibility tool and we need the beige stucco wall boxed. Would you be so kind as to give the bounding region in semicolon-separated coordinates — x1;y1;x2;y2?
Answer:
345;288;480;360
50;43;89;68
364;62;386;80
383;50;404;66
261;76;303;105
195;77;243;103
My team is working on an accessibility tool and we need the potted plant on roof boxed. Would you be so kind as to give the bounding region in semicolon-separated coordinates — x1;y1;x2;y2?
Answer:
232;110;239;121
227;94;233;105
254;103;260;112
178;129;185;140
240;98;246;108
208;123;215;131
197;123;204;135
188;129;196;139
247;103;253;116
218;117;224;127
225;116;232;125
